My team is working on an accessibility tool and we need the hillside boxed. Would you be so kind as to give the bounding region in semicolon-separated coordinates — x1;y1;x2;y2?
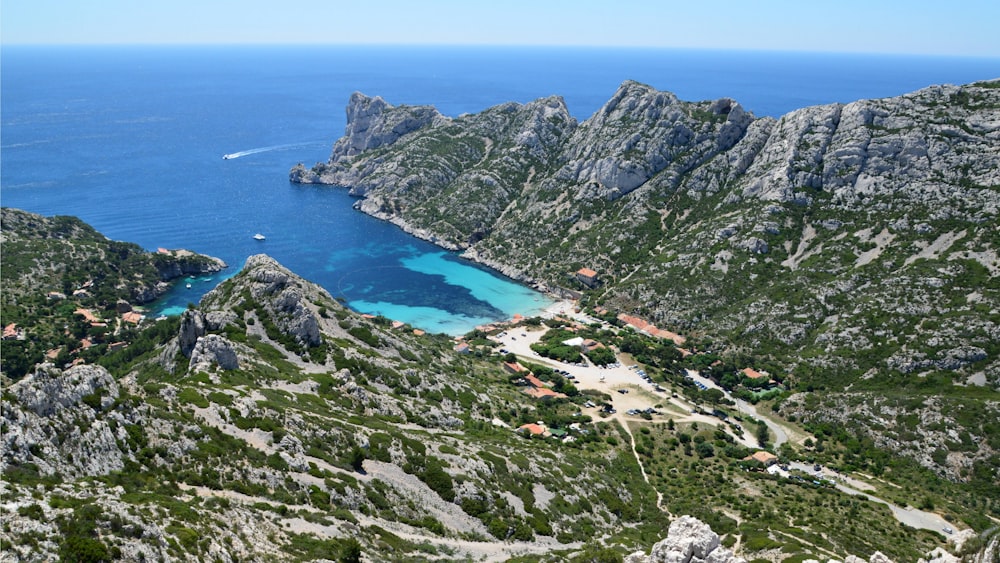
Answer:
291;80;1000;487
0;208;226;380
3;214;995;560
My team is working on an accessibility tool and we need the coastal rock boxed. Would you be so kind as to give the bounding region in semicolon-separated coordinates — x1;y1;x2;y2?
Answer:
333;92;442;160
623;515;744;563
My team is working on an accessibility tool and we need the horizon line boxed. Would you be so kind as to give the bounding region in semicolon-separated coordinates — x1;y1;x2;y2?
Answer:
3;42;1000;60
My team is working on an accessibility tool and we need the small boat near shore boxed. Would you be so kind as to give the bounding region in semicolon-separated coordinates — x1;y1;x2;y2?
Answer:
223;154;234;160
253;233;266;241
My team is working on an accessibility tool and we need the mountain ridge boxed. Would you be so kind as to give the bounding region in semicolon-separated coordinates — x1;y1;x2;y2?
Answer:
290;79;999;485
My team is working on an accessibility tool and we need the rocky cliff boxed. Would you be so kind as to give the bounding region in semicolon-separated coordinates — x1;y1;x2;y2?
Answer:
292;80;1000;483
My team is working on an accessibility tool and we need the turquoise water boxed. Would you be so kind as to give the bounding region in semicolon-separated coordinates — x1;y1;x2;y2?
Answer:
3;46;997;334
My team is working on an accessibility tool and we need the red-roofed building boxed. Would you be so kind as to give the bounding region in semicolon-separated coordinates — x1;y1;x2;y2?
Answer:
503;361;527;374
524;387;567;399
413;329;425;336
122;312;143;325
391;320;405;329
157;247;171;254
576;267;599;288
743;450;778;466
518;423;546;436
742;367;766;380
74;309;99;323
454;342;470;354
2;323;19;340
524;374;545;388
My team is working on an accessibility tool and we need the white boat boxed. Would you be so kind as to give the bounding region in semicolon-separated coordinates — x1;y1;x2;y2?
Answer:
253;233;266;241
186;283;192;289
223;154;233;160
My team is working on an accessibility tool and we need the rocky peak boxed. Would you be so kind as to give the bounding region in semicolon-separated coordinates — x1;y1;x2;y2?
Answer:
202;254;324;348
559;80;756;200
331;91;442;161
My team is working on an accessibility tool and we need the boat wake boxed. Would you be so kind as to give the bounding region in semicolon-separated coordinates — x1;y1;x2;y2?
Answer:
223;141;326;160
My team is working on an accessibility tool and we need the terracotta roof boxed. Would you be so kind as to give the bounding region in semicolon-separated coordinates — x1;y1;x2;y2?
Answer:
391;320;405;329
577;267;597;278
503;361;527;373
742;367;766;379
454;342;470;353
525;387;567;399
518;423;546;435
524;374;545;388
413;329;425;336
743;451;778;465
2;324;18;338
156;247;171;254
651;328;686;345
122;312;143;324
74;308;99;323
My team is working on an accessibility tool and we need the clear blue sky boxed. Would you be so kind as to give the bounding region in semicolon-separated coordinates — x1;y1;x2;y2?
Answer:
3;0;999;57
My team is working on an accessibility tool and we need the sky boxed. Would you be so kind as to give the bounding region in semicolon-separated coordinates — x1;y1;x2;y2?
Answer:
2;0;999;57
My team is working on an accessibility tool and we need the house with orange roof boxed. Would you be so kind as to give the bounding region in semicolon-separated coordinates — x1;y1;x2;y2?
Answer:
2;323;19;340
652;328;686;346
743;450;778;466
454;342;470;354
517;423;547;436
122;311;143;325
741;367;766;380
503;361;527;374
413;329;425;336
74;309;99;323
524;387;567;400
524;374;546;388
575;267;599;288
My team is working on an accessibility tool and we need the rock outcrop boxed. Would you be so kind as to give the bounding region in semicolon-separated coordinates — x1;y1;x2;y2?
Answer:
188;334;240;372
624;516;744;563
1;364;135;477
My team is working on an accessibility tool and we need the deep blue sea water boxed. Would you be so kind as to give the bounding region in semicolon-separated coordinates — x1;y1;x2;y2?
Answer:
3;46;998;334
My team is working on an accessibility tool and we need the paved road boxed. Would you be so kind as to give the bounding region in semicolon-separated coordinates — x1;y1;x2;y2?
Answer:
684;369;789;448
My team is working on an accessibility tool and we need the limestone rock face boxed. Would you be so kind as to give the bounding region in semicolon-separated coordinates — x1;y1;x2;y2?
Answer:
624;515;745;563
334;92;442;159
201;254;325;348
179;309;207;357
1;364;134;477
188;334;240;372
558;81;753;200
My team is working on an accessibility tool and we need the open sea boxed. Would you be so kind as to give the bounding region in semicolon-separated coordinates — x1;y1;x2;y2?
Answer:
2;46;998;334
